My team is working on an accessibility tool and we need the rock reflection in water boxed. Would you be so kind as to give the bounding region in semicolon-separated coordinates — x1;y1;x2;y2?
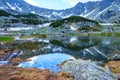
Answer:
50;36;120;61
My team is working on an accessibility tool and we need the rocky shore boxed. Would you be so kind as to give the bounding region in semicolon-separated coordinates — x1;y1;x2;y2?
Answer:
0;44;120;80
0;48;22;65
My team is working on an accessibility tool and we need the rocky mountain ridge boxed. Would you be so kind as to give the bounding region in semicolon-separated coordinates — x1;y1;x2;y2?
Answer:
0;0;120;23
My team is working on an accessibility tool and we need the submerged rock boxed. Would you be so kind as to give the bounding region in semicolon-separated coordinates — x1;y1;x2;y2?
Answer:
61;59;118;80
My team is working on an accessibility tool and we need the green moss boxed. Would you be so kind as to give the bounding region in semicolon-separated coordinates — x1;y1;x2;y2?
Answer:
0;36;14;42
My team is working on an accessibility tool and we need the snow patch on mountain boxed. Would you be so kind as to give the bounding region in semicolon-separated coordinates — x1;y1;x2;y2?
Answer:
70;25;78;30
94;6;112;19
6;2;16;10
31;11;36;14
0;7;5;9
83;8;99;19
62;14;73;18
15;3;22;11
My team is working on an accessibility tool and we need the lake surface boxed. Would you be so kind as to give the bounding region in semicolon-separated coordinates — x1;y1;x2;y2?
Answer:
0;35;120;72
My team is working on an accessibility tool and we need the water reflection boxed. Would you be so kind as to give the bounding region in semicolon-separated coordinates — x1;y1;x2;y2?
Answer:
0;35;120;71
49;36;120;61
18;53;75;72
50;36;101;51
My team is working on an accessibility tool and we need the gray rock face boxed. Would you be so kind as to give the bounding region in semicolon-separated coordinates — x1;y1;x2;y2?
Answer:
61;59;118;80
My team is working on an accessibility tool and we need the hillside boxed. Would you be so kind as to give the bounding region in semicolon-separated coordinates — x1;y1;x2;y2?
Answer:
0;9;48;27
50;16;101;32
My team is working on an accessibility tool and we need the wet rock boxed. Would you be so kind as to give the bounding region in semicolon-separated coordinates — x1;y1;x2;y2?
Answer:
61;59;118;80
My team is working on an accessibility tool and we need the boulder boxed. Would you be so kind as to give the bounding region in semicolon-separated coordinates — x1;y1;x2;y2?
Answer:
61;59;118;80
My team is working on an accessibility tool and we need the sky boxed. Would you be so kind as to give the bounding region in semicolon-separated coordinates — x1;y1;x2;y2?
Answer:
24;0;102;10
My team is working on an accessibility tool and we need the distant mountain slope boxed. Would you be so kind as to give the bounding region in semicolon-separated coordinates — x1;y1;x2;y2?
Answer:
60;0;120;23
0;0;120;23
0;9;48;27
0;0;60;19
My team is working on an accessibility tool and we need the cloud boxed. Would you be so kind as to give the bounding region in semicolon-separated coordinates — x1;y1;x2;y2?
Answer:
62;0;101;6
24;0;39;6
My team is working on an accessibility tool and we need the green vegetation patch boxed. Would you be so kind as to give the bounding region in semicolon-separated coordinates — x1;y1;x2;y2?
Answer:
0;36;14;42
50;16;99;28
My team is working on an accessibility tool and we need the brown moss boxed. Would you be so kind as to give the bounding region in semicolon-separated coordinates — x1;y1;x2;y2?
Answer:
0;65;74;80
0;48;13;55
108;61;120;73
12;58;23;63
58;71;74;80
0;50;5;55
